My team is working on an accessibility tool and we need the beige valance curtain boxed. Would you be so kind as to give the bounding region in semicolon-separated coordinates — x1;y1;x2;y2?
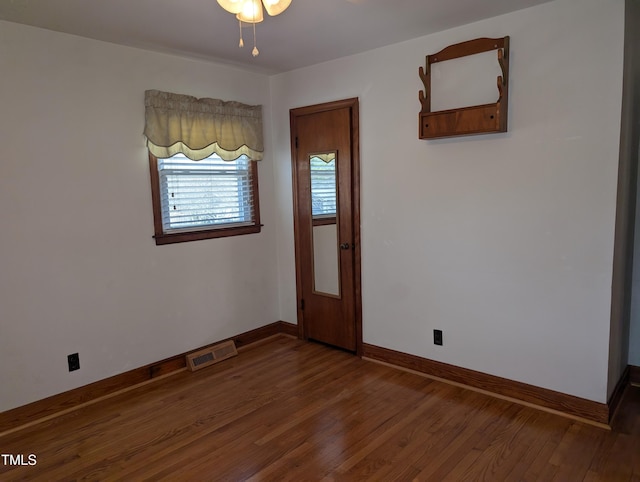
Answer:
311;153;336;163
144;90;264;161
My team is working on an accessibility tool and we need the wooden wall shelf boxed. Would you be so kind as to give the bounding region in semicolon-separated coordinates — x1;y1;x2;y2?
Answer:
419;36;510;140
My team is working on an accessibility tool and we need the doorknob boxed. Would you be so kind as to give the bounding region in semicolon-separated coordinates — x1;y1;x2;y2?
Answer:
340;242;351;250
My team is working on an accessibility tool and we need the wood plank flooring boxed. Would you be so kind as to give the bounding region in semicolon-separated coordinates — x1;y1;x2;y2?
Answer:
1;335;639;481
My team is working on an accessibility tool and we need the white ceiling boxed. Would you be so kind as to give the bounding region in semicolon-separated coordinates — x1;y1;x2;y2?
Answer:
0;0;552;74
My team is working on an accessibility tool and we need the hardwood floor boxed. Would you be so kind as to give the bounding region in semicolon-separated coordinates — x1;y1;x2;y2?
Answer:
1;335;639;481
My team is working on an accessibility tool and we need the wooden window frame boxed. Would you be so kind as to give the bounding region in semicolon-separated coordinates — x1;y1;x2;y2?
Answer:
148;152;261;245
312;216;336;227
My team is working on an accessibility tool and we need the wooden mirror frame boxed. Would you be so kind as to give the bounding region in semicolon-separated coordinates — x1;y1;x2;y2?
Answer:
419;36;510;139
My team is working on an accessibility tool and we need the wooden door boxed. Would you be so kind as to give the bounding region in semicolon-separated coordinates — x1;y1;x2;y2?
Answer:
290;98;361;353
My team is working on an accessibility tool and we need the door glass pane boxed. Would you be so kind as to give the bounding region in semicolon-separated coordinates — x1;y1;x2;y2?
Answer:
310;152;340;296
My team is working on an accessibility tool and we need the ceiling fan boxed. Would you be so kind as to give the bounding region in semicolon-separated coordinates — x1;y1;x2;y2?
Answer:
216;0;292;56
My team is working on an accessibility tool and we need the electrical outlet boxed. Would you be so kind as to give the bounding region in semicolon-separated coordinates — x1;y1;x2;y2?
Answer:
433;329;443;346
68;353;80;372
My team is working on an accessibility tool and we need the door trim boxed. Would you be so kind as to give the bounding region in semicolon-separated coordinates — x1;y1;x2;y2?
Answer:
290;98;362;356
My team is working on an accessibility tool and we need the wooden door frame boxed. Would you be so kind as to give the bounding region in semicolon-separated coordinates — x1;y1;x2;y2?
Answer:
290;98;363;356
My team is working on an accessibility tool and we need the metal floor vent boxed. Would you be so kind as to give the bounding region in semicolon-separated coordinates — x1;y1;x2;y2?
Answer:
186;340;238;372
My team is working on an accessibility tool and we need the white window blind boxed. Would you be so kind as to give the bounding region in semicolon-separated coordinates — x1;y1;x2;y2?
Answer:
157;153;255;232
310;156;337;218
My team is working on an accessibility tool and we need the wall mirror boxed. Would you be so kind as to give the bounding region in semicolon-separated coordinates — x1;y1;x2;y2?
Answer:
310;152;340;297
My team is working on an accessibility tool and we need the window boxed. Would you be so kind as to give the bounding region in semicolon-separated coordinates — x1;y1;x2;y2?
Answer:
143;90;264;244
149;152;260;245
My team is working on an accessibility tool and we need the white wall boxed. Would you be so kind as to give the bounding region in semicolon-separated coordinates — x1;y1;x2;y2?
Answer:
272;0;624;403
0;21;279;412
626;0;640;368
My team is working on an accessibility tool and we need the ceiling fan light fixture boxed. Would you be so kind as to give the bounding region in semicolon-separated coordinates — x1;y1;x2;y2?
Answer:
262;0;292;16
218;0;292;58
235;0;264;23
217;0;244;15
